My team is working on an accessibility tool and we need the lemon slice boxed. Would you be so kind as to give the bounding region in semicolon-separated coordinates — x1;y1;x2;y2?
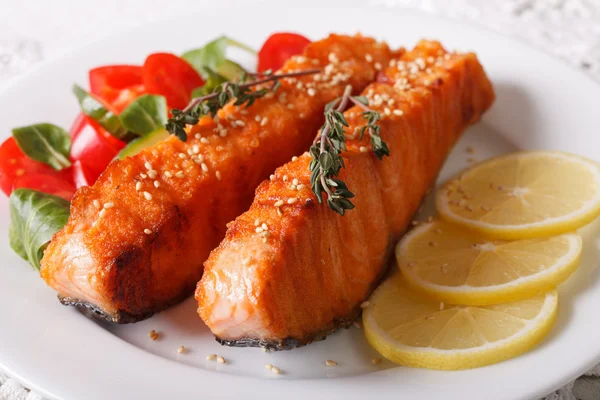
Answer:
396;220;581;305
363;275;558;370
436;151;600;239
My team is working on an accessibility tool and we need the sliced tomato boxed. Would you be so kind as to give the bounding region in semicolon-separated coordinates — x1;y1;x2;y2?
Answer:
89;65;143;104
257;33;311;72
142;53;204;109
71;160;96;189
111;84;146;112
70;118;124;182
13;173;76;201
0;137;73;197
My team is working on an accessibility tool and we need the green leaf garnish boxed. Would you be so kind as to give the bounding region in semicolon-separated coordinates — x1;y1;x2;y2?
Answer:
182;36;256;79
119;94;167;136
72;84;135;141
11;123;71;170
9;189;70;271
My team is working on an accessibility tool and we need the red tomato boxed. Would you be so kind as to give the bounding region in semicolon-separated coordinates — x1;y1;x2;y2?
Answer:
257;33;311;72
89;65;143;104
70;118;123;182
111;84;146;112
13;173;76;201
71;160;96;189
0;137;73;197
142;53;204;109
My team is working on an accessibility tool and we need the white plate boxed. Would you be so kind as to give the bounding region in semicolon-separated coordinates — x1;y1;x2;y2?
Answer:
1;1;599;399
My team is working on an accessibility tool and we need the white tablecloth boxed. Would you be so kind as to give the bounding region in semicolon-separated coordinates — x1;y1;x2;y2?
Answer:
1;1;600;399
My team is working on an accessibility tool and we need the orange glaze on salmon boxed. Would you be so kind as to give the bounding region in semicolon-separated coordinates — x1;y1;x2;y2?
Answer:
196;40;495;349
40;34;394;323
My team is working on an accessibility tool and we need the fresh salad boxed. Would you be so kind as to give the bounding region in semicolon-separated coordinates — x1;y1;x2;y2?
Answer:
2;32;310;269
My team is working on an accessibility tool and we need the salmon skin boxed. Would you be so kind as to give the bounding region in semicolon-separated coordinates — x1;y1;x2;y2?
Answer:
196;40;495;349
40;35;394;323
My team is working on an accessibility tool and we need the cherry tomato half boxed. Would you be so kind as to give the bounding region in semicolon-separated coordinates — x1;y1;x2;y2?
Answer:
142;53;204;109
89;65;143;104
257;33;311;72
13;173;76;201
0;137;73;197
70;117;124;183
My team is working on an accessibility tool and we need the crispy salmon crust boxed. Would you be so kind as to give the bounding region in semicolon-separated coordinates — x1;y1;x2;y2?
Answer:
40;34;394;323
196;40;495;349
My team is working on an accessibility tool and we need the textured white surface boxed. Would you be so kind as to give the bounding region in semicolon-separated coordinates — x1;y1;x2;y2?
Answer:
0;1;599;399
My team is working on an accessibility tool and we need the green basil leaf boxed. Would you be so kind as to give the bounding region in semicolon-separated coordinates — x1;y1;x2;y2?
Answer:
120;94;167;135
8;189;70;271
182;36;255;79
72;84;135;141
11;123;71;170
191;69;229;98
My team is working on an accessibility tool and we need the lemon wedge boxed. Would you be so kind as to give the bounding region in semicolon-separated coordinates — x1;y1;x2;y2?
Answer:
436;151;600;239
363;275;558;370
396;220;581;305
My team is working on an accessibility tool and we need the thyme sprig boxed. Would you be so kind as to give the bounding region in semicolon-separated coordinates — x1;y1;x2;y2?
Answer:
166;69;320;141
309;85;390;215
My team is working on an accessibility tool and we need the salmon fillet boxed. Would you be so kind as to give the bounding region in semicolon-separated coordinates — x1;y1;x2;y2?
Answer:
40;34;394;323
196;40;495;349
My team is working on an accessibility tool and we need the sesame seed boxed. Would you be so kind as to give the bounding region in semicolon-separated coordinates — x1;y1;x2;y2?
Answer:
143;191;152;201
283;175;288;181
235;120;245;127
140;173;148;179
292;178;299;186
192;145;200;154
287;103;295;110
200;137;209;144
359;146;368;153
153;180;160;188
325;360;337;366
264;364;273;370
206;354;217;361
261;223;268;230
360;301;370;309
292;156;298;161
177;346;186;354
149;170;159;179
277;207;283;217
255;227;263;233
296;184;306;190
178;153;187;159
328;52;338;63
254;218;260;227
175;171;185;178
195;133;201;139
135;182;142;191
201;163;209;172
93;200;101;209
287;198;297;204
240;109;249;115
274;200;284;207
103;202;114;209
217;356;226;364
307;88;316;97
164;171;173;178
271;366;281;374
215;171;222;180
261;117;269;127
393;109;404;116
144;229;152;235
365;54;373;62
384;107;391;116
374;62;382;71
144;162;152;171
372;358;382;365
99;209;107;218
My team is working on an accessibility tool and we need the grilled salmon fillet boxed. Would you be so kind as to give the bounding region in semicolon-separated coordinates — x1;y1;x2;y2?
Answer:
196;40;495;349
40;34;394;323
